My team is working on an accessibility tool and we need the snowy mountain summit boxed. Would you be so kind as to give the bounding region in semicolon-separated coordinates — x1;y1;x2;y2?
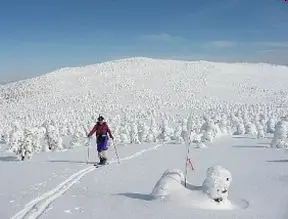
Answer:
1;57;288;130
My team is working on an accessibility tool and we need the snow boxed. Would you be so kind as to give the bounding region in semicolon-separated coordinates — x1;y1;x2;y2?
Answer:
1;136;287;219
150;168;185;199
202;166;232;203
1;57;288;218
206;165;232;187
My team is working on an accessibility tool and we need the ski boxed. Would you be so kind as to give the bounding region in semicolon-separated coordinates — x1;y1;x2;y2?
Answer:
93;162;109;168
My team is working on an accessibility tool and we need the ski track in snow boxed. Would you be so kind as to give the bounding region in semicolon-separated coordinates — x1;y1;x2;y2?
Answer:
11;143;164;219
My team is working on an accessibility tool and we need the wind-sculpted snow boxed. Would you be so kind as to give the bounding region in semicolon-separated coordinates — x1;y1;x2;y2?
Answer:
1;57;288;158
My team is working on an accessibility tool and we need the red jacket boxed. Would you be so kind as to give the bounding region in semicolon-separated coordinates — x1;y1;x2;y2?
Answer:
88;122;113;138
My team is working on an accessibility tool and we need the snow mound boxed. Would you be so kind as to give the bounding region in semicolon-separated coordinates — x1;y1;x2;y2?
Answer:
150;169;184;199
202;166;232;203
202;176;229;203
206;165;232;187
150;167;247;211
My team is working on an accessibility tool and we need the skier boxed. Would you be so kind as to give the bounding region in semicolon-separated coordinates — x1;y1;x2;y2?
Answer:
87;115;114;165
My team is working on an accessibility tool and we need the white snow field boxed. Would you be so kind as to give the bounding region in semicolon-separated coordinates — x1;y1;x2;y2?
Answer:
1;57;288;219
1;137;288;219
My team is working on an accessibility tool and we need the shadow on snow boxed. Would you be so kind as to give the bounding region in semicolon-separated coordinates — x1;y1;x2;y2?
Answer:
0;156;19;162
267;159;288;163
232;145;267;149
48;160;95;164
116;193;153;201
115;183;202;201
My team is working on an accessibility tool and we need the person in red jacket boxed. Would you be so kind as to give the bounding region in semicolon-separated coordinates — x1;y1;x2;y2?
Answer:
87;115;114;165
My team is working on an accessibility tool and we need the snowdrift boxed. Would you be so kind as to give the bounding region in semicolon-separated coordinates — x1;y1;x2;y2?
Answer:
148;167;244;210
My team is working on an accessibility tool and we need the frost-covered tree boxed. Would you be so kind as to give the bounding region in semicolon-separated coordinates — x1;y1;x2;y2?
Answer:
66;122;74;136
119;122;130;144
173;123;184;144
18;129;34;160
256;122;265;139
271;119;288;148
70;126;86;147
31;127;43;153
258;113;266;127
229;113;240;133
181;119;189;144
187;113;195;132
234;121;245;135
157;119;173;142
59;120;69;136
245;122;257;136
1;129;10;145
200;118;218;143
137;121;149;143
129;122;140;144
44;122;63;151
218;114;230;134
266;118;276;134
112;126;121;143
146;117;158;143
8;122;24;154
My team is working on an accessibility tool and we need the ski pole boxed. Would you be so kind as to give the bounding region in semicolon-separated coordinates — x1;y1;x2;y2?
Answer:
83;125;91;164
112;140;120;164
87;137;90;164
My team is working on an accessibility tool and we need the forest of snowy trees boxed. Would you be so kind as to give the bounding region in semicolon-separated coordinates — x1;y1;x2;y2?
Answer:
1;103;288;160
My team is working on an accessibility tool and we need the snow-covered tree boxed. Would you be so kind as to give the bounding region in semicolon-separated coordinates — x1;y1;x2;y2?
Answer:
181;119;189;144
200;118;218;143
137;121;149;143
31;127;43;153
173;123;184;144
266;118;276;134
245;122;257;136
44;122;63;151
18;129;34;160
234;122;245;135
271;119;288;148
218;114;230;134
157;119;173;142
129;122;140;144
256;122;265;139
66;122;74;136
70;126;86;147
1;129;10;145
119;122;130;144
187;113;195;132
146;117;158;143
9;128;24;155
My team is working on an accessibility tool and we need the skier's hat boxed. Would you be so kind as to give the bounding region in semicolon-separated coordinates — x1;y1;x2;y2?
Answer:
98;115;104;121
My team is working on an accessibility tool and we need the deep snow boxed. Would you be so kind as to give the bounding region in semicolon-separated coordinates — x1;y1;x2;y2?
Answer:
1;136;287;219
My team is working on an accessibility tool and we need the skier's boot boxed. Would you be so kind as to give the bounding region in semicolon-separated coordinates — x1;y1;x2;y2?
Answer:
102;157;107;165
99;157;104;165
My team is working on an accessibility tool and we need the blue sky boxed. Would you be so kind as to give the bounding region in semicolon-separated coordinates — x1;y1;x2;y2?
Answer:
0;0;287;82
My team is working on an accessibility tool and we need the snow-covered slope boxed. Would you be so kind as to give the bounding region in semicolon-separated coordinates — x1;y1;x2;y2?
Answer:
2;136;288;219
1;57;288;157
1;57;288;130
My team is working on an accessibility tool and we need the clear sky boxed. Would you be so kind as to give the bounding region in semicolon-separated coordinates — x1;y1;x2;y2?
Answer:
0;0;287;82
